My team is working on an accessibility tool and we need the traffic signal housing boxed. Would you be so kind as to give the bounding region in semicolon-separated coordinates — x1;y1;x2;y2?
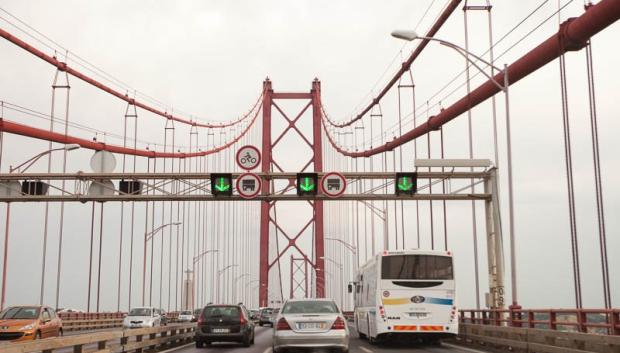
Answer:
296;173;318;196
211;173;233;197
395;172;417;195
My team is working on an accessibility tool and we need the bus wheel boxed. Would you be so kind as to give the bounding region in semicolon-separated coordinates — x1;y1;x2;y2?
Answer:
368;335;377;345
356;322;366;339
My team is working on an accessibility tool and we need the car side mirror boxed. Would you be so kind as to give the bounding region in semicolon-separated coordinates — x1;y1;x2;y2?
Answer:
347;284;353;293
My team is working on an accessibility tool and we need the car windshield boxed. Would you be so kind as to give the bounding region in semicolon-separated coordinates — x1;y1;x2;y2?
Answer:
180;311;192;315
0;306;40;319
281;301;338;314
128;308;152;316
381;254;453;280
203;306;239;320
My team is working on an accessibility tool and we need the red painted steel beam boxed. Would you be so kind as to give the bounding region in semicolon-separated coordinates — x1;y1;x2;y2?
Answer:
311;79;326;298
259;80;273;308
0;27;259;129
326;0;620;157
324;0;462;128
0;99;260;158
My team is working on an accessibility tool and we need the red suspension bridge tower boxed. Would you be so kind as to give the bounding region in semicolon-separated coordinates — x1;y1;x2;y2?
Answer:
259;79;325;306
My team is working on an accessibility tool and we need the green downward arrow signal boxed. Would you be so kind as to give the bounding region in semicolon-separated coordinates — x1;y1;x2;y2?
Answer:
214;177;231;192
299;177;315;192
398;177;413;191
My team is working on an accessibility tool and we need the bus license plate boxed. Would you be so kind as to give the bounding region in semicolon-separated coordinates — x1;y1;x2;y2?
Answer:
409;313;428;318
212;328;230;333
299;322;325;330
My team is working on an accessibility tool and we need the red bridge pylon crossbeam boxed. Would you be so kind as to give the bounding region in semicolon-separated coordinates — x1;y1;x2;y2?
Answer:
259;79;325;307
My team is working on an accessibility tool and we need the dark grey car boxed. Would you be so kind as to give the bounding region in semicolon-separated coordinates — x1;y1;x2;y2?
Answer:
195;304;255;347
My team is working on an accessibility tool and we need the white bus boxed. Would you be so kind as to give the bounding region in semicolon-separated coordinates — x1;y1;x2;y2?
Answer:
349;249;457;344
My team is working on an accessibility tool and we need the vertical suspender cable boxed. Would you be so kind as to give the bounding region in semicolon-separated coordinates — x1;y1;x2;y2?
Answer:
96;203;104;312
129;111;137;309
585;41;611;309
87;202;95;312
54;69;71;310
426;101;435;250
411;77;420;249
559;53;582;309
440;127;448;250
557;1;582;309
117;101;131;311
463;1;481;309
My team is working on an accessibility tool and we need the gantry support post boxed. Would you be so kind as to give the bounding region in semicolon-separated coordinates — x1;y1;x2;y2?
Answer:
484;168;505;309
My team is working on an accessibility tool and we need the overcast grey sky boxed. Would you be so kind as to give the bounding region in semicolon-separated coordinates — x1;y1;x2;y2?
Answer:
0;0;618;312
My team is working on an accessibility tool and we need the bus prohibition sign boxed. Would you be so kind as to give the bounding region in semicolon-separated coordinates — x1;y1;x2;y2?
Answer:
320;172;347;198
236;173;262;199
236;145;261;170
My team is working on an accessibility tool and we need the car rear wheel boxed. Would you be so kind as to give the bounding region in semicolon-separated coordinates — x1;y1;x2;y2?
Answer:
242;333;251;347
58;328;63;337
195;340;204;348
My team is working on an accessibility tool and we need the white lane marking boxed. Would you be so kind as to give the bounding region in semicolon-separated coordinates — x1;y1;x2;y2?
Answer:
359;347;374;353
442;342;490;353
262;347;272;353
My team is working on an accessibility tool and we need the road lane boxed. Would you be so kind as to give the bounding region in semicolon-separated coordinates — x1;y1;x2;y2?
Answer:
174;325;486;353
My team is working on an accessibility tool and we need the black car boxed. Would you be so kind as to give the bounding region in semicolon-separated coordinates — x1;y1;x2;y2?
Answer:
258;308;274;327
195;304;255;347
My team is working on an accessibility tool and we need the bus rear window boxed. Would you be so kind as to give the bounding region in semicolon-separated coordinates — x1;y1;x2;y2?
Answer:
381;255;453;280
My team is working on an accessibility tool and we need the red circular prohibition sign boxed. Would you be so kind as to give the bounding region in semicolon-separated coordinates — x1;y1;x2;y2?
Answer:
320;172;347;198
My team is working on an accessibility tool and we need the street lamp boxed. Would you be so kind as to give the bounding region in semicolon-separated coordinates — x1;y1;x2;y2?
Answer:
319;257;344;308
143;221;182;306
191;249;219;308
216;264;238;303
233;273;250;303
325;237;356;254
146;222;182;241
1;144;80;310
9;144;80;174
392;29;517;308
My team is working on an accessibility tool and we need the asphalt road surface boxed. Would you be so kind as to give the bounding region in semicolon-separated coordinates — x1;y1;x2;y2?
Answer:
172;326;485;353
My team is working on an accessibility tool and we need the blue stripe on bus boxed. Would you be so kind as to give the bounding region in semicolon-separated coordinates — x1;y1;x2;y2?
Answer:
426;297;454;305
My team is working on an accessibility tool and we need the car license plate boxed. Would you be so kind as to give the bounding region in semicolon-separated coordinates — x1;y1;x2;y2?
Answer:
212;328;230;333
408;312;428;318
298;322;326;330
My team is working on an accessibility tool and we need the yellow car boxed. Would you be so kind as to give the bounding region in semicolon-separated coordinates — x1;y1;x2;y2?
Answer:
0;305;63;341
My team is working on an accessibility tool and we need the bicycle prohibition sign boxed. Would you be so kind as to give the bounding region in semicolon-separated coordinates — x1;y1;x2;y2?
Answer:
236;145;261;170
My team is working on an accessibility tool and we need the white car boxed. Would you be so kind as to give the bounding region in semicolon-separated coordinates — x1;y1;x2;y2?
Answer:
177;310;194;322
272;299;349;353
123;307;162;328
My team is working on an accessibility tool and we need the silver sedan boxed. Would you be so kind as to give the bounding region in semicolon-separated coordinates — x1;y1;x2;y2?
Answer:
272;298;349;353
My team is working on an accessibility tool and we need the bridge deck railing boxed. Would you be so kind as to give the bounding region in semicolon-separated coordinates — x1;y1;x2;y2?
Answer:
460;308;620;335
0;323;195;353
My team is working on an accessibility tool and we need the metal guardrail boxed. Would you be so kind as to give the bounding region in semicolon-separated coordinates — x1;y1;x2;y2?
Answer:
0;323;195;353
458;323;620;353
460;308;620;335
57;312;182;332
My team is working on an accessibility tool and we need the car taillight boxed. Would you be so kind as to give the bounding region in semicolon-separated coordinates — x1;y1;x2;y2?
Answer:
240;312;246;326
276;318;291;331
331;317;346;330
197;315;205;325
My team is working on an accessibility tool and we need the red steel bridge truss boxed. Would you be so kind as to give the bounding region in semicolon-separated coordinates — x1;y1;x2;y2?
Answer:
0;0;618;327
